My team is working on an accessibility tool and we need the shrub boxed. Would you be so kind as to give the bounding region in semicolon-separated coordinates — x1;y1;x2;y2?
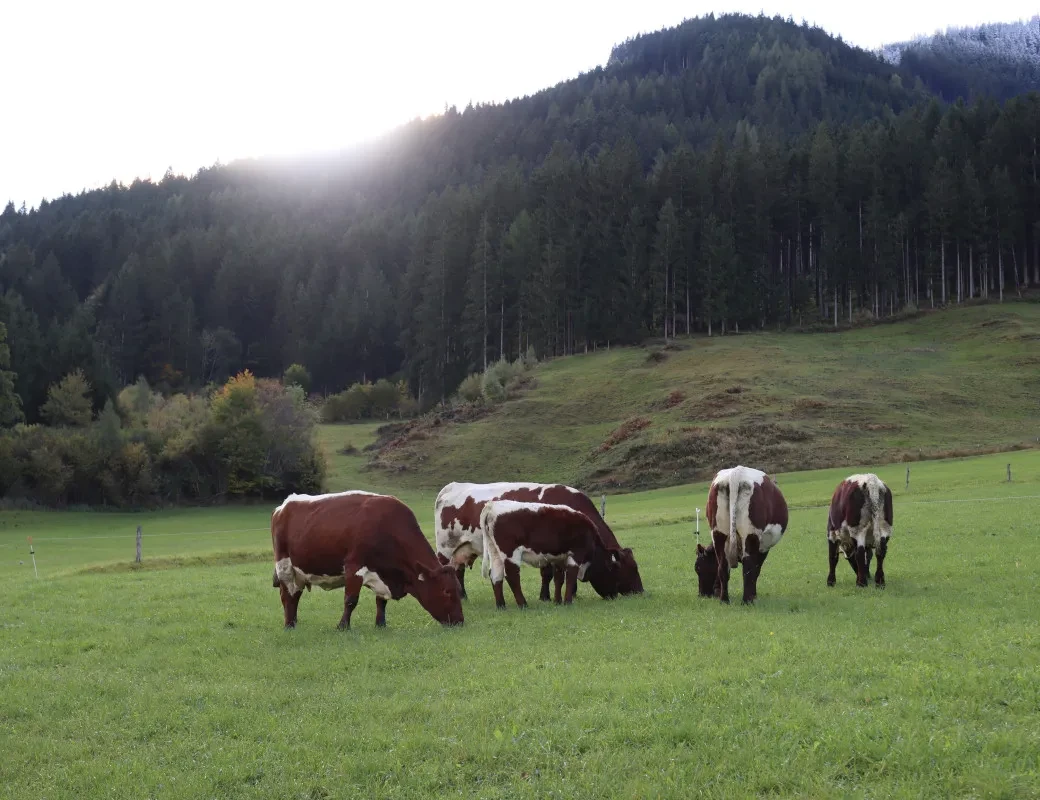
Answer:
457;373;484;403
40;369;94;427
282;363;312;394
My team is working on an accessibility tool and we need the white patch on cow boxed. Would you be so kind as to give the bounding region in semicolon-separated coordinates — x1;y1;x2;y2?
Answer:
273;557;346;593
354;567;393;600
711;465;784;567
434;481;583;562
829;473;892;557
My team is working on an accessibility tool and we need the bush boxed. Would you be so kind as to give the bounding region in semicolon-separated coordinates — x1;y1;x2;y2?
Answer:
457;373;484;403
322;379;420;422
282;363;312;394
40;369;93;427
0;370;326;509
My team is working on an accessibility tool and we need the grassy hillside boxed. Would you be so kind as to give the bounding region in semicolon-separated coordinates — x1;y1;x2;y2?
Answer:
364;303;1040;493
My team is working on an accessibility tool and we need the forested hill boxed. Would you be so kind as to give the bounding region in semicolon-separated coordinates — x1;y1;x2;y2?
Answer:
2;13;1040;426
881;16;1040;102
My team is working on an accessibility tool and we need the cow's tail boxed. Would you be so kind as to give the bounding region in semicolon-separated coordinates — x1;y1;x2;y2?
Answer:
724;470;743;568
271;505;299;595
479;503;503;583
867;476;882;546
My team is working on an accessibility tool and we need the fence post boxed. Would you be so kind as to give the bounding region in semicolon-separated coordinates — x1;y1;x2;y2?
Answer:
1007;464;1012;482
600;494;606;519
136;525;142;563
905;466;910;489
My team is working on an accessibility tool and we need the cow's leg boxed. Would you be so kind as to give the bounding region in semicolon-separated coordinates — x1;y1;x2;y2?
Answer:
563;563;579;605
375;597;388;627
741;534;768;604
553;566;566;604
456;564;468;600
539;565;553;602
827;538;840;586
854;545;870;588
504;561;527;609
712;530;730;604
337;572;364;630
492;577;507;609
279;583;302;629
874;537;888;588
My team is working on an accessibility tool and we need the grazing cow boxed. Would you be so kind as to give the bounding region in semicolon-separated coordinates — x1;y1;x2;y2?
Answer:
826;473;893;588
434;481;642;600
696;466;789;604
271;490;464;630
479;500;622;608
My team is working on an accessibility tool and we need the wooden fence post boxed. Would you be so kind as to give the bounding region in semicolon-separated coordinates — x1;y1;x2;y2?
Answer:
600;494;606;519
136;525;142;563
1007;464;1012;482
905;466;910;489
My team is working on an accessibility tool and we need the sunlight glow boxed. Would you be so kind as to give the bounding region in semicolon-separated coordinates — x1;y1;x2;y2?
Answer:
3;0;1038;207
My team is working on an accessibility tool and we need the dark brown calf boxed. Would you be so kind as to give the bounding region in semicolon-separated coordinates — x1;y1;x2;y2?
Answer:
271;490;463;630
479;499;622;609
435;481;643;600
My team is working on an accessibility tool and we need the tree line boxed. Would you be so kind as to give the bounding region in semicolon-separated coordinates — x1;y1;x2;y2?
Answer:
1;14;1039;421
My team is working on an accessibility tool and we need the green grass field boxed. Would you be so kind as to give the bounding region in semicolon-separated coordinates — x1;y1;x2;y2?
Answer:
369;303;1040;492
3;449;1039;798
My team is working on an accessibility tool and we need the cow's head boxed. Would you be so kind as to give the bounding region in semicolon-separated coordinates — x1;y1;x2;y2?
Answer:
413;562;464;626
613;547;644;595
694;543;718;597
584;548;622;599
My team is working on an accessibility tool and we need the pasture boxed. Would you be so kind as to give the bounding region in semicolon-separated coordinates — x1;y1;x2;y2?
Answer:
2;450;1039;798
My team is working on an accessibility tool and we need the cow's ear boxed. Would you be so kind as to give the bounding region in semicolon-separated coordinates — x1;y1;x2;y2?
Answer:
696;543;705;554
623;547;633;556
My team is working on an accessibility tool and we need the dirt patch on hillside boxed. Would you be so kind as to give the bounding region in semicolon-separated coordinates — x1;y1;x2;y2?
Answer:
598;417;652;453
581;422;819;492
649;389;687;411
683;387;764;421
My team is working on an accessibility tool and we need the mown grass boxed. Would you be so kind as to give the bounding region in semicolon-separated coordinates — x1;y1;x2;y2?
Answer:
368;303;1040;492
3;450;1039;798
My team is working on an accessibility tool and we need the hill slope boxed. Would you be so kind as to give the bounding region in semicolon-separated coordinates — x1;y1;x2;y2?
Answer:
362;304;1040;492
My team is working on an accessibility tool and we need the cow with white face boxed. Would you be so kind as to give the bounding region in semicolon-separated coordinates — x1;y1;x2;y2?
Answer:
434;481;643;600
827;473;893;588
695;465;789;604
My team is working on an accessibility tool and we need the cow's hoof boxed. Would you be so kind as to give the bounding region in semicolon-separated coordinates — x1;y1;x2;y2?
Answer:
495;603;507;611
336;623;349;631
284;623;296;631
827;578;836;587
875;581;886;589
376;621;387;628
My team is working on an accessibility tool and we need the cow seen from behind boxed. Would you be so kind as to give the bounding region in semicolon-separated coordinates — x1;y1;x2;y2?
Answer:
827;473;893;588
696;466;789;604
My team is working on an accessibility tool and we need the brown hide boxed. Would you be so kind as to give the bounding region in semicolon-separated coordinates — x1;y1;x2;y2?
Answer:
272;492;463;627
439;483;642;595
825;475;893;589
486;503;619;602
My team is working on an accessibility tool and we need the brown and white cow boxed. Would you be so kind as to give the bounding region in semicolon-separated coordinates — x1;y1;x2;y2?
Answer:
271;490;464;630
479;500;622;608
695;465;789;604
827;473;893;588
434;481;642;600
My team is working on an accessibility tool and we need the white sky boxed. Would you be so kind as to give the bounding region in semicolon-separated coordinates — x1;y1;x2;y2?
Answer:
3;0;1037;209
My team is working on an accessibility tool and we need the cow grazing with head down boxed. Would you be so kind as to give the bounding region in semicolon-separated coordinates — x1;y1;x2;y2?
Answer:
479;500;623;608
695;466;789;604
271;490;464;630
434;481;642;600
827;473;893;588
